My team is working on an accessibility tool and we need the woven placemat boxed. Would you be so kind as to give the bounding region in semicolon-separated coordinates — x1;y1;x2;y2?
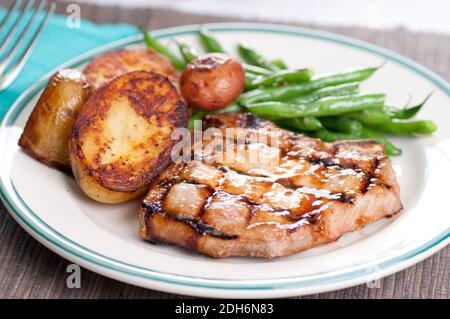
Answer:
0;0;448;298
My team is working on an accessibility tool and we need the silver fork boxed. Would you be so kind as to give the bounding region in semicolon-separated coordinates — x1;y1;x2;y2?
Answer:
0;0;56;91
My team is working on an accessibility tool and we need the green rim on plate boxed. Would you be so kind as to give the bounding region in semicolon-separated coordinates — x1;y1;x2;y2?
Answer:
0;23;449;293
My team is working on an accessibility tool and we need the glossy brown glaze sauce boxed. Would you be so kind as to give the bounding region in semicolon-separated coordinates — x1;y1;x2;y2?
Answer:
141;113;393;244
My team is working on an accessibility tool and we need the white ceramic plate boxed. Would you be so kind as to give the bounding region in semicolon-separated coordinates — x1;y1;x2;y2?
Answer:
0;23;449;298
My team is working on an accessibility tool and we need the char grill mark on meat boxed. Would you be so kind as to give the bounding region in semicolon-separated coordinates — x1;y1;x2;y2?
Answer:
139;112;402;258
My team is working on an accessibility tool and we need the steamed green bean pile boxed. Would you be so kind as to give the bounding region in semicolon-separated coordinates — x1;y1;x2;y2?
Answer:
142;28;437;156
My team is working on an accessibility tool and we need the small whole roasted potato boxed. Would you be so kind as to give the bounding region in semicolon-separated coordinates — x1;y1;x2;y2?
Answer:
83;48;178;90
180;53;245;111
69;70;187;204
19;69;92;172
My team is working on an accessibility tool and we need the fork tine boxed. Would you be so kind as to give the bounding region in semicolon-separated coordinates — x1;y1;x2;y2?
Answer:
0;0;23;34
0;2;55;90
0;0;45;74
0;0;34;57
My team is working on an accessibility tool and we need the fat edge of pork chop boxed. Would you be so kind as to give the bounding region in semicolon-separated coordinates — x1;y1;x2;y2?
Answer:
139;112;403;258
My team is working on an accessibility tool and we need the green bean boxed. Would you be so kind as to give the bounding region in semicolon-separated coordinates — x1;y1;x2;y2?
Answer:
197;32;273;75
188;110;206;130
350;94;432;126
367;119;437;135
388;105;422;119
214;103;242;114
348;110;391;126
308;127;401;156
358;128;402;156
247;69;313;89
271;59;288;70
242;64;273;76
320;116;363;134
386;93;432;119
237;43;281;71
244;73;263;91
245;94;385;119
287;83;359;104
199;28;225;53
239;67;377;104
350;107;437;135
275;117;323;131
141;29;185;70
319;116;401;154
176;42;198;63
311;128;357;142
311;67;377;85
184;29;273;77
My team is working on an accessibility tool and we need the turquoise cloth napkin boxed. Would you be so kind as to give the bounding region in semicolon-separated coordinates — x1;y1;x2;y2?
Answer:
0;7;139;119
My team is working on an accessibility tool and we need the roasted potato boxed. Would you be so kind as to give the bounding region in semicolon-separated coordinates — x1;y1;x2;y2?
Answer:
180;53;245;111
83;48;178;90
19;69;92;172
69;70;187;203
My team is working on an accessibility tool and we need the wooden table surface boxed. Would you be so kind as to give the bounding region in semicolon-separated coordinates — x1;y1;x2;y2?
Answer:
0;0;448;299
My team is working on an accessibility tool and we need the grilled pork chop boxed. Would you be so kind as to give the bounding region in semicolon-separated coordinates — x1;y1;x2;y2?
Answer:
139;112;402;258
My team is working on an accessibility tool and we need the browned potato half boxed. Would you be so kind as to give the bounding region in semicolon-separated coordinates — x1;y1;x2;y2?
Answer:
83;48;178;90
69;70;187;204
180;53;245;111
19;69;92;172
